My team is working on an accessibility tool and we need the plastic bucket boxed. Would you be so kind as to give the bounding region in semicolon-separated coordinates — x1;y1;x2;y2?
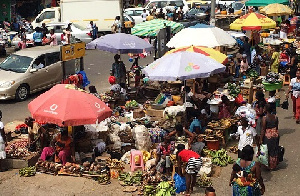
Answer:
206;140;220;150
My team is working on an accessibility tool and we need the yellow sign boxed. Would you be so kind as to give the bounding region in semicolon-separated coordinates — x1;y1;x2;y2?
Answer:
61;42;86;61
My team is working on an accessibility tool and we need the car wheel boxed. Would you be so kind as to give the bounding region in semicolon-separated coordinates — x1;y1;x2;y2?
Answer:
15;84;30;101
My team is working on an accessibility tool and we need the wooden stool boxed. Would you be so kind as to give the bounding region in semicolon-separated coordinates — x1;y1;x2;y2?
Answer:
283;74;290;86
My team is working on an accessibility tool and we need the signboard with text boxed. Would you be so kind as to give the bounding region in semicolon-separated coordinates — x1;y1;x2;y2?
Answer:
61;42;85;62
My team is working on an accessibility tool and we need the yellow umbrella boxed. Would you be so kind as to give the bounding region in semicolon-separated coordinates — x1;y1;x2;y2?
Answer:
230;13;276;31
260;3;293;16
165;46;228;64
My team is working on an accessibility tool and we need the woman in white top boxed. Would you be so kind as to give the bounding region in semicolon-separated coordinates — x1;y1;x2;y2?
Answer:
287;69;300;123
49;29;57;46
0;110;7;171
112;16;121;33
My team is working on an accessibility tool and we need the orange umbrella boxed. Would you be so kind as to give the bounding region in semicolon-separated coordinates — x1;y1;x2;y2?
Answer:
165;46;228;65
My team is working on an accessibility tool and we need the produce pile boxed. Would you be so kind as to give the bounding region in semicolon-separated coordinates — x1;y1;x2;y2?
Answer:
226;83;241;98
5;139;31;158
125;100;139;108
207;118;237;129
119;171;143;186
247;69;259;79
143;181;175;196
197;174;213;188
35;160;110;179
99;93;113;102
106;158;125;169
263;72;281;83
19;166;36;177
142;169;163;184
35;160;61;174
203;149;234;167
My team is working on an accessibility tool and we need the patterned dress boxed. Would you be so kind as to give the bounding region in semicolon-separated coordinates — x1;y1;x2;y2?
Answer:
232;159;261;196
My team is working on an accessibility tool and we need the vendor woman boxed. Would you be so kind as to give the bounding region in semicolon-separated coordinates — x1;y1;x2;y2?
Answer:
25;117;49;152
40;128;75;165
167;124;195;149
177;144;202;196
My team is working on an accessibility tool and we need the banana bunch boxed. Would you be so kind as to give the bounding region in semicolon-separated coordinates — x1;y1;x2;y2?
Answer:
98;174;110;184
197;174;213;187
19;166;36;177
156;181;175;196
204;149;234;167
219;119;232;128
143;185;155;196
119;171;143;186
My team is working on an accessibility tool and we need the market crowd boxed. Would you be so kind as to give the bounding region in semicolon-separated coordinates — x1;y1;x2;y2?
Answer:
1;5;300;196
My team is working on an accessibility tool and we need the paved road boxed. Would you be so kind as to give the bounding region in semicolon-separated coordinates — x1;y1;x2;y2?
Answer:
0;48;153;124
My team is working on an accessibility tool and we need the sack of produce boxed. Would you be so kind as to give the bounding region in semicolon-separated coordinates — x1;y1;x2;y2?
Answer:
132;125;151;151
109;133;122;150
173;173;186;194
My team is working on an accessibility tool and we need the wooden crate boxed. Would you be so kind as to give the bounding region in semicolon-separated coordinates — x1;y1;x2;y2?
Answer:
133;108;145;119
146;108;164;118
3;153;40;169
241;86;253;103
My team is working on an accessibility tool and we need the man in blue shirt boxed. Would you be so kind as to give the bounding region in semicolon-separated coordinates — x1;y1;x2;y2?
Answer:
33;27;43;46
189;117;202;134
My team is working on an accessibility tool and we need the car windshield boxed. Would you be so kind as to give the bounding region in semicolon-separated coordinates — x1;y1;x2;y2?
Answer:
233;3;243;10
0;54;32;73
189;8;205;14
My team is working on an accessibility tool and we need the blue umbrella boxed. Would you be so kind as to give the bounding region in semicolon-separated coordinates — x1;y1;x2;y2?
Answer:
189;23;213;28
86;33;153;54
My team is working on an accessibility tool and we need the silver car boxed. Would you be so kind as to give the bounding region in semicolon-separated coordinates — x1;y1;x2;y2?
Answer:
0;46;63;101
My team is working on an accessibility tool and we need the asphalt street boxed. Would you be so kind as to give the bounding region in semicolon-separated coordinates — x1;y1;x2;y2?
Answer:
0;48;153;124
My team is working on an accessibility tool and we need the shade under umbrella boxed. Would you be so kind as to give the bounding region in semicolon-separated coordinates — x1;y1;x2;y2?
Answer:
166;27;236;48
86;33;153;54
28;84;112;126
143;51;226;81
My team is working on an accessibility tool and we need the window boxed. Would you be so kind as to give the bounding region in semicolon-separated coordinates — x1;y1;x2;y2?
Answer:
0;54;32;73
135;10;144;16
46;52;60;66
32;55;45;69
38;11;55;21
126;10;134;16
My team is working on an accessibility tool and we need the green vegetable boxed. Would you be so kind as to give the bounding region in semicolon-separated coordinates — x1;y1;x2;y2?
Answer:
19;166;36;177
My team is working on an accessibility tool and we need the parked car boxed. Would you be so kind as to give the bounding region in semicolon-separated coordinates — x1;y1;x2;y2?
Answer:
231;1;245;15
11;22;92;47
184;7;209;20
0;46;63;101
125;8;150;24
145;0;189;13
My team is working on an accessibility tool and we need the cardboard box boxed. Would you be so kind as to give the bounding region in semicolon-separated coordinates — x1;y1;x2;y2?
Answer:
133;108;145;119
146;108;164;118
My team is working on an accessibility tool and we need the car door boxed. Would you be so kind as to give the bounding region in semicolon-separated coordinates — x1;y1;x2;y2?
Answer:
44;52;63;86
29;54;49;91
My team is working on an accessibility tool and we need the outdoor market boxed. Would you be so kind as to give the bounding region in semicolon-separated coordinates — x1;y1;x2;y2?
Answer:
0;0;300;195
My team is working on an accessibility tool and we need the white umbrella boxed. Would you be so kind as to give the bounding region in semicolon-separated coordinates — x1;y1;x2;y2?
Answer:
166;27;236;48
143;51;226;81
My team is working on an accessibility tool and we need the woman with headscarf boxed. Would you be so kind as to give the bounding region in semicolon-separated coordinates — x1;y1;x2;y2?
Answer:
287;69;300;123
229;145;265;196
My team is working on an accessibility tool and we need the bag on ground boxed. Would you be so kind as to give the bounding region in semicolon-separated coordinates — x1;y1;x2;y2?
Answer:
173;172;186;193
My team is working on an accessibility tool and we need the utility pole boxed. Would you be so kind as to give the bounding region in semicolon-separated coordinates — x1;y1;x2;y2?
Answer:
119;0;124;32
210;0;216;27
